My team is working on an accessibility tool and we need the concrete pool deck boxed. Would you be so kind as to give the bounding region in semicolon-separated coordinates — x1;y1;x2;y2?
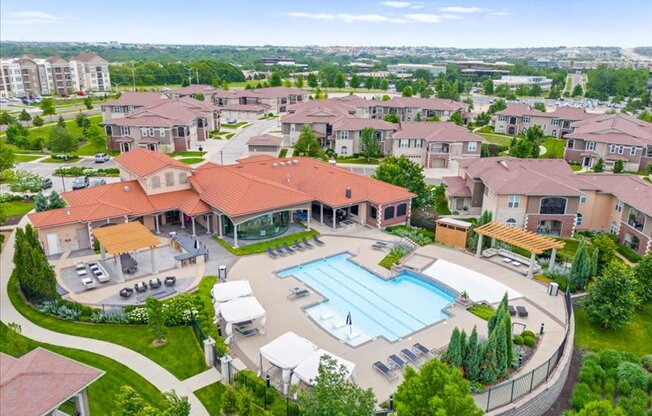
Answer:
226;225;567;401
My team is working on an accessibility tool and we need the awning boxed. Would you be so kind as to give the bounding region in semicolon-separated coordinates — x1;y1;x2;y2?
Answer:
258;331;318;394
291;349;355;387
211;280;252;303
92;221;159;255
114;136;135;143
220;296;266;340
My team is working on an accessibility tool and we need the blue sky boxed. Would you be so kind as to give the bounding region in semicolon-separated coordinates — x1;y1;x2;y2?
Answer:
1;0;649;48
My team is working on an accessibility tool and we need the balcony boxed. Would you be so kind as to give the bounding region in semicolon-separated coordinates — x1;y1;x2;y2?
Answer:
627;209;645;232
428;144;450;154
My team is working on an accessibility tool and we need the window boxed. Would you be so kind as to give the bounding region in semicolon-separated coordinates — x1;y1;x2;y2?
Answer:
576;213;583;226
179;172;188;184
384;206;395;220
396;203;407;216
610;221;618;234
369;206;377;219
165;172;174;186
615;199;622;212
551;129;557;137
630;146;637;156
151;176;160;188
551;118;560;126
339;131;349;140
507;195;520;208
113;106;121;113
540;197;567;214
399;139;409;148
579;194;587;204
340;146;348;155
160;128;166;137
567;139;574;149
617;145;624;154
522;116;530;123
506;218;517;228
468;142;477;152
141;127;149;137
121;126;130;136
609;144;616;153
498;115;506;122
127;105;134;112
148;127;154;137
415;139;423;148
105;125;112;136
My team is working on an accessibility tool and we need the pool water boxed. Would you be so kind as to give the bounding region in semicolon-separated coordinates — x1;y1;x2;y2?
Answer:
277;253;456;346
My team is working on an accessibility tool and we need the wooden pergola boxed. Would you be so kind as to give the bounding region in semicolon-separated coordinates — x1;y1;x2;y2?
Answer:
474;221;565;278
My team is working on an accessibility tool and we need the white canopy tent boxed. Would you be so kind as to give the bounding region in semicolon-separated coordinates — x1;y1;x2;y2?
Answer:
211;280;253;303
257;332;318;395
220;296;266;343
290;349;356;392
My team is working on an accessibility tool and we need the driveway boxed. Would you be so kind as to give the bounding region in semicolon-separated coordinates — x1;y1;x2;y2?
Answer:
209;119;279;165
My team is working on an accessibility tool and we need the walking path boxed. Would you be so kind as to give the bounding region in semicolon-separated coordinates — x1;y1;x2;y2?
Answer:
0;218;221;415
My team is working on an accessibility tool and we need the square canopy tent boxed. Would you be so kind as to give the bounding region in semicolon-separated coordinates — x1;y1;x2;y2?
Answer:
290;349;356;391
258;331;318;394
219;296;266;341
211;280;253;305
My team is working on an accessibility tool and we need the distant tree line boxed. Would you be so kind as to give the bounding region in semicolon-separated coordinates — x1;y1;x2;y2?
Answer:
109;60;245;87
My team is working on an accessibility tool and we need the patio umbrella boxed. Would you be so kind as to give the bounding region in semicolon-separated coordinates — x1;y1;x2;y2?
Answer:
346;312;352;334
194;239;200;249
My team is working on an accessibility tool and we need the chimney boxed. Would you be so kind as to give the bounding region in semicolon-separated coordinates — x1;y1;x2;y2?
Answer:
345;188;352;199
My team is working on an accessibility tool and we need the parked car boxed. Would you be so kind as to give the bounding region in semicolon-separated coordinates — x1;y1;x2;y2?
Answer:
94;153;110;163
90;178;107;187
72;176;90;190
42;177;53;189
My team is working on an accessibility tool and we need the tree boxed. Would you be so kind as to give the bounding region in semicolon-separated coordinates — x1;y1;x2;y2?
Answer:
569;400;626;416
75;112;91;133
533;101;546;112
593;158;605;172
464;326;482;381
449;111;463;126
394;359;483;416
236;388;254;416
35;192;49;212
163;391;191;416
319;65;341;87
295;75;304;88
83;96;93;109
85;124;107;150
591;234;616;272
32;115;44;127
401;86;413;97
590;248;599;277
583;261;638;329
359;127;379;161
334;73;345;89
445;327;464;368
47;191;66;210
475;112;490;126
572;84;584;98
293;125;325;159
380;79;389;91
569;240;592;290
365;76;375;90
633;255;652;308
111;385;190;416
307;73;318;88
146;297;167;343
194;93;205;101
373;156;429;208
5;122;29;147
47;126;78;155
39;98;56;121
483;78;494;95
612;159;624;173
299;355;376;416
13;225;59;303
0;143;15;178
383;113;400;123
57;116;66;128
220;385;239;415
0;110;15;125
349;74;360;89
269;71;282;87
488;98;507;114
18;109;32;124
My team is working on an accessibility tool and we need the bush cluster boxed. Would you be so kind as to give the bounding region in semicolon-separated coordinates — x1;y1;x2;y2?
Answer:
13;225;59;303
54;166;120;177
385;225;434;246
9;171;46;192
0;192;33;203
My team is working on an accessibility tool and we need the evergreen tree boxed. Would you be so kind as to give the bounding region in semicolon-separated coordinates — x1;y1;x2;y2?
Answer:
464;326;482;381
34;192;48;212
480;335;499;384
57;116;66;128
590;248;599;277
47;191;66;209
569;240;592;290
445;327;464;368
459;329;468;365
594;158;605;172
32;115;44;127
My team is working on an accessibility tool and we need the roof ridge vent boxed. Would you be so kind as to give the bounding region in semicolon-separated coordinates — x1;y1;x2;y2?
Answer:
498;160;509;169
272;163;278;168
124;185;130;192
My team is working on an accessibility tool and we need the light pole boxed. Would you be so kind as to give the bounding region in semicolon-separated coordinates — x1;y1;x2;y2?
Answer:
61;166;67;192
220;150;223;165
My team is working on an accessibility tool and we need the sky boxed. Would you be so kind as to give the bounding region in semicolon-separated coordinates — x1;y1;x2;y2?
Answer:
1;0;650;48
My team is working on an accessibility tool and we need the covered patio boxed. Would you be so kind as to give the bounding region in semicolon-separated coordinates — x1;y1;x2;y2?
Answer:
474;221;566;278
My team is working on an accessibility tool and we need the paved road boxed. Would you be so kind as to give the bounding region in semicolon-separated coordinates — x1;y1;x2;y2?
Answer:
209;119;279;165
569;74;583;91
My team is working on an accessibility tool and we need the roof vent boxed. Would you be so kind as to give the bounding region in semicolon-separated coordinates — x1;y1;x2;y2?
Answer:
280;162;285;167
286;173;291;184
124;185;130;192
345;188;352;199
292;159;299;165
328;159;336;166
499;160;509;169
272;163;278;168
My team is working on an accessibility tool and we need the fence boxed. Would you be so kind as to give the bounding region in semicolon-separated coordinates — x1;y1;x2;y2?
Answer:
472;289;573;412
190;316;224;373
234;371;302;416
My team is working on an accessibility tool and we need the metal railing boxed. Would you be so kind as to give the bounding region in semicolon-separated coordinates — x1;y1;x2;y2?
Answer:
190;316;224;373
472;289;573;412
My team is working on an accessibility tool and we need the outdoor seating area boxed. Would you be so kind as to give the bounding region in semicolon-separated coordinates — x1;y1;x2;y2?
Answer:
373;343;433;382
211;280;266;343
74;261;110;290
287;287;310;300
118;276;177;300
483;248;543;275
266;236;324;259
120;253;138;274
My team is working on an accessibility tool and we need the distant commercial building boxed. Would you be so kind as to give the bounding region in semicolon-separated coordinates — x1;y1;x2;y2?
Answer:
527;59;558;68
494;75;552;91
387;63;446;76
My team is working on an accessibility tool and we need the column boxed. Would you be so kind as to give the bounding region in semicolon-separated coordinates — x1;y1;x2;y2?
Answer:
116;255;125;283
476;234;484;257
179;211;185;228
234;224;239;248
154;214;160;234
205;214;211;234
75;390;91;416
151;247;158;274
320;203;324;224
100;244;106;260
332;208;336;231
307;209;311;229
191;216;196;237
527;252;536;279
548;247;557;271
491;237;496;248
218;215;223;238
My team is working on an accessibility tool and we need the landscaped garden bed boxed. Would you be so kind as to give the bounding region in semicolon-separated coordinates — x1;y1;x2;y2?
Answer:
54;166;120;177
213;229;319;256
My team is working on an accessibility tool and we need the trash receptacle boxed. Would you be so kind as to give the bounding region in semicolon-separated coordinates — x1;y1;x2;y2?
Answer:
548;282;559;296
218;264;227;281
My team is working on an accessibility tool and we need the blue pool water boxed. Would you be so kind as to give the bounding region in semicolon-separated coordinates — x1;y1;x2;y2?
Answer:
277;253;456;344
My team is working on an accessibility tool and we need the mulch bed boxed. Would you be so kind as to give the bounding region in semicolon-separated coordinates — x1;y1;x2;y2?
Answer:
540;348;584;416
2;215;23;226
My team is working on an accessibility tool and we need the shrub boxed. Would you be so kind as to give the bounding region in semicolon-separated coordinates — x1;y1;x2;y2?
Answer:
617;379;632;396
91;310;129;324
641;355;652;372
571;383;599;411
38;300;82;321
603;376;616;397
617;362;648;391
162;294;198;326
9;170;45;192
579;359;605;385
521;330;536;339
513;335;524;345
523;336;536;347
126;307;148;323
385;225;434;246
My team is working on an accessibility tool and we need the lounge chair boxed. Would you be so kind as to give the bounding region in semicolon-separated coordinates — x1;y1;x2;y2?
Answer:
283;242;296;254
375;241;388;247
413;343;432;358
373;361;398;382
312;235;325;246
287;287;309;300
332;320;346;329
149;278;162;289
234;320;253;330
119;287;134;298
320;311;334;321
275;244;286;257
266;246;279;259
346;329;361;340
388;354;407;370
235;325;259;337
517;306;528;317
293;240;305;251
371;242;386;250
509;305;517;316
134;282;147;293
302;237;313;249
400;348;421;366
164;276;176;286
95;272;110;283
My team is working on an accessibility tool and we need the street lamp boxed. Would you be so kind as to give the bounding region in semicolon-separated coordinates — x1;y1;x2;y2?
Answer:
220;150;224;165
61;166;67;192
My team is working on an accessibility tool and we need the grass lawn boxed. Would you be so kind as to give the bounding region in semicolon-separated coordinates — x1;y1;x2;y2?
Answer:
278;148;288;158
0;322;166;414
220;122;250;129
225;133;234;140
541;138;565;159
7;272;208;380
3;201;34;217
574;304;652;356
14;154;42;163
178;157;205;165
214;228;319;256
194;381;226;415
170;151;207;157
478;132;513;147
336;157;380;165
570;164;583;172
468;303;496;320
28;115;103;143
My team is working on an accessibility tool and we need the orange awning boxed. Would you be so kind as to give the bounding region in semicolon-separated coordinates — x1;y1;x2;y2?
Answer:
92;221;159;254
474;221;565;254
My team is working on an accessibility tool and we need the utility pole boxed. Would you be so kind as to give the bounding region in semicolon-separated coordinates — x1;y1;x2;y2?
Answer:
196;68;199;84
131;63;136;92
187;69;193;86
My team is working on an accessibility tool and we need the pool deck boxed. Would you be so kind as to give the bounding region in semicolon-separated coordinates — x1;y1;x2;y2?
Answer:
227;224;567;401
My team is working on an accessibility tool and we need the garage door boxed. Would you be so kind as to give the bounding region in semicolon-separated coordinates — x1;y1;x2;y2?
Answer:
431;158;446;168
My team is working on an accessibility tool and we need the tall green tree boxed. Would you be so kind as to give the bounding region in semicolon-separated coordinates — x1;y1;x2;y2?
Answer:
295;75;304;88
373;156;429;208
590;248;599;278
583;261;638;329
334;73;345;89
39;98;56;121
18;109;32;124
307;73;318;88
591;234;616;272
146;297;167;342
86;124;107;150
0;110;15;125
365;76;375;90
293;125;325;158
75;112;91;133
83;96;93;109
299;355;375;416
349;73;360;89
593;158;605;172
572;84;584;98
445;327;464;368
488;98;507;114
32;115;44;127
569;240;592;290
35;192;49;212
633;255;652;308
359;127;379;161
13;226;59;303
380;79;389;91
483;78;494;95
401;86;413;97
47;191;66;210
0;142;16;178
269;71;282;87
5;122;29;148
47;125;78;155
449;111;463;126
464;326;482;381
612;159;624;173
394;359;483;416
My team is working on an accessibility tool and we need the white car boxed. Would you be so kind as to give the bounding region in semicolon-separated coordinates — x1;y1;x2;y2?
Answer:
94;153;110;163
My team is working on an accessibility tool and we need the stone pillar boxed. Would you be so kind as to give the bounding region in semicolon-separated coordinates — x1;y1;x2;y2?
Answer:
320;203;324;224
75;390;91;416
332;209;336;231
491;237;496;248
234;224;239;248
116;255;124;283
203;337;216;366
527;252;536;279
179;211;185;228
476;234;484;257
307;209;311;229
100;244;106;260
151;247;157;274
205;214;211;234
154;214;160;234
218;215;223;238
549;247;557;271
221;355;234;384
191;216;196;237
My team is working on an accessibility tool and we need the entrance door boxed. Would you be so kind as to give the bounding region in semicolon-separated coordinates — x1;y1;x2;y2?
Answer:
582;157;591;167
76;227;91;250
46;233;61;255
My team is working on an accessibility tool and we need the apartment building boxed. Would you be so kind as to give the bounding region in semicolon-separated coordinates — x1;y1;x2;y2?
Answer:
494;103;594;138
73;52;111;92
101;92;171;120
47;56;80;95
391;122;483;167
564;113;652;172
493;75;552;91
0;59;25;98
370;97;466;122
332;118;397;156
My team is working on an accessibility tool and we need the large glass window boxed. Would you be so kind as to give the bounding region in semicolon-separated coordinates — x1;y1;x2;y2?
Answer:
396;203;407;216
369;206;377;219
540;197;566;214
223;211;290;240
384;206;395;220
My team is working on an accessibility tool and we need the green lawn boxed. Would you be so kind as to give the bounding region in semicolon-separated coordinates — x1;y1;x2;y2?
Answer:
170;151;207;157
178;157;205;165
478;132;514;147
541;138;565;159
574;304;652;356
225;133;235;140
14;154;42;163
7;272;208;380
220;122;250;129
28;115;103;143
0;322;166;414
194;382;226;416
570;164;583;172
278;148;288;158
213;228;319;256
468;303;496;320
336;157;380;165
3;201;34;217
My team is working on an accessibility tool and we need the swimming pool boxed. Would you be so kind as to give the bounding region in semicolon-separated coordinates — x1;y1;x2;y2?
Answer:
277;253;457;346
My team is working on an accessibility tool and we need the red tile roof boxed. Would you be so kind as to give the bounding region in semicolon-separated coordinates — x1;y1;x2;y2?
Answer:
443;176;472;197
0;348;103;416
115;148;192;177
247;134;284;146
566;113;652;146
393;122;484;142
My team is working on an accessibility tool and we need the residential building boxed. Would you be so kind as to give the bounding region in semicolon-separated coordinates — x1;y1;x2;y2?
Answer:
493;75;553;91
47;55;79;95
166;84;220;100
564;113;652;172
28;149;414;253
1;348;103;416
387;63;446;76
494;103;594;138
0;59;25;98
101;91;171;120
332;118;397;156
369;97;466;122
211;86;309;115
73;52;111;92
247;134;284;155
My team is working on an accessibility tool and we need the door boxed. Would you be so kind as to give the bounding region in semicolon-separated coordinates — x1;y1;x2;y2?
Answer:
76;227;91;250
582;157;591;167
46;233;61;255
431;158;446;168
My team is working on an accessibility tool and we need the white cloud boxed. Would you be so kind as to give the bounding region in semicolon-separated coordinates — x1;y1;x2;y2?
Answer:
441;14;464;20
2;11;67;25
439;6;484;13
380;1;424;9
405;13;443;23
286;12;408;23
490;10;511;16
